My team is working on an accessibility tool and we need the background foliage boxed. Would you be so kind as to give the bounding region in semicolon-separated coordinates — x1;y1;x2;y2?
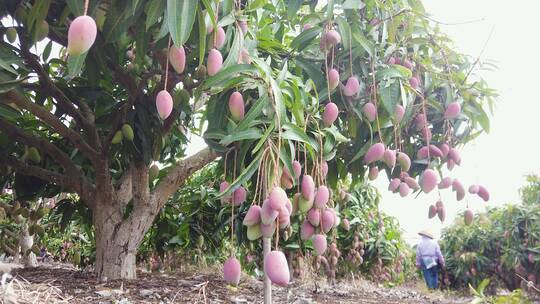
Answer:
441;175;540;293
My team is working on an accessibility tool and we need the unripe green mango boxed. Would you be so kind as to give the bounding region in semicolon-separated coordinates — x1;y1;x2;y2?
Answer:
36;20;49;41
27;147;41;163
247;224;262;241
121;124;134;141
149;164;159;180
6;28;17;43
111;130;123;144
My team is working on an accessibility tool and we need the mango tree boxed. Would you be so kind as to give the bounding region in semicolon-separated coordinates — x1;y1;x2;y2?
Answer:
0;0;494;293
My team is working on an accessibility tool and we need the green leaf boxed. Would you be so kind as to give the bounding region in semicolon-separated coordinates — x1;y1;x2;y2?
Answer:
42;41;53;61
66;0;84;15
0;58;17;75
145;0;165;30
203;64;257;89
379;81;400;116
167;0;198;47
352;30;374;57
290;27;321;51
287;0;304;19
220;128;263;145
196;7;206;67
282;123;319;151
342;0;365;9
223;27;243;69
217;149;263;198
67;53;87;79
376;65;412;81
236;96;267;131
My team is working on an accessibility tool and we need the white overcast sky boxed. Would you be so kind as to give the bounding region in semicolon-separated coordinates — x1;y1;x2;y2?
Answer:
375;0;540;243
185;1;540;243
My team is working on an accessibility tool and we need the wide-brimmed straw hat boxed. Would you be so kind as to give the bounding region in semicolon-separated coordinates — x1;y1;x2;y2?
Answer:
418;229;435;239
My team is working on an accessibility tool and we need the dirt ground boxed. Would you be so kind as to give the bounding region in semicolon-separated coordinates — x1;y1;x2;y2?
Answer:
5;263;472;304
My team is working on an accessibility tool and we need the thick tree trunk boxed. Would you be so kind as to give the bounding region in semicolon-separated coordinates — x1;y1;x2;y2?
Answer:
93;201;155;281
19;224;37;267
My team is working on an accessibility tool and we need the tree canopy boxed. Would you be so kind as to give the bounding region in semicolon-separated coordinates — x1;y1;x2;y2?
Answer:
0;0;495;285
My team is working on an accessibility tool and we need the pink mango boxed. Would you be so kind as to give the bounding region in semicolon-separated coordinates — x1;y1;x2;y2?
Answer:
397;152;411;171
307;208;321;227
156;90;173;119
67;15;97;55
422;127;432;142
388;178;401;192
368;166;379;180
328;68;340;90
292;160;302;180
447;159;456;171
325;29;341;46
239;21;248;35
362;103;377;122
439;143;450;158
261;222;276;238
239;47;251;64
452;179;465;201
448;148;461;165
285;198;292;214
220;181;231;203
301;175;315;201
321;161;329;178
223;257;241;286
322;102;339;127
261;199;278;225
399;182;410;197
383;149;396;168
417;146;429;159
415;114;427;130
303;24;312;31
341;218;350;231
444;102;461;119
402;59;413;70
243;205;261;226
300;220;315;240
232;186;247;206
169;46;186;74
314;185;329;208
207;48;223;76
312;234;327;256
343;76;360;97
280;166;294;189
464;209;474;225
387;57;396;65
438;177;453;189
409;76;420;89
268;187;288;211
278;206;290;229
468;185;479;194
363;142;385;164
394;105;405;123
214;27;226;49
321;209;335;233
404;177;420;190
421;169;439;193
429;145;443;158
477;185;490;202
228;92;245;121
264;251;290;286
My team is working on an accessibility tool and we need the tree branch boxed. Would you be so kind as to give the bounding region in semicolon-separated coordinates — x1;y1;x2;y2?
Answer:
152;147;218;210
0;90;100;163
18;32;101;150
115;167;133;207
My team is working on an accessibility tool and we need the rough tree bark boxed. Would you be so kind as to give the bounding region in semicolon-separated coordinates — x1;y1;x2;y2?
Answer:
90;149;218;280
19;224;37;267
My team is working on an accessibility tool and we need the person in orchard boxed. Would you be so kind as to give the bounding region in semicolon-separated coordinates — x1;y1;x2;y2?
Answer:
416;229;445;289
